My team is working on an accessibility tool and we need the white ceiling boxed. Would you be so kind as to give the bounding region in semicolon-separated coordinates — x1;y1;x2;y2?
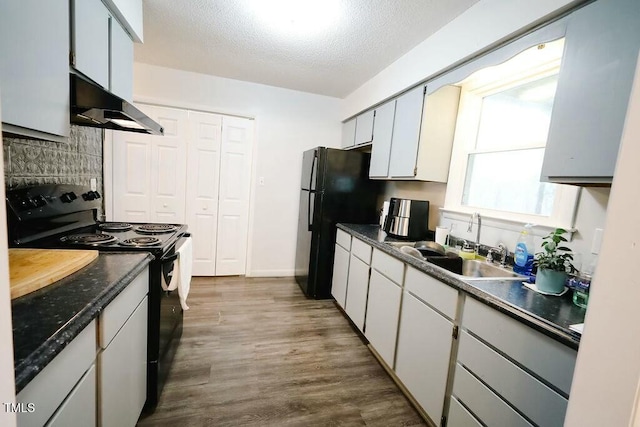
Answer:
135;0;480;98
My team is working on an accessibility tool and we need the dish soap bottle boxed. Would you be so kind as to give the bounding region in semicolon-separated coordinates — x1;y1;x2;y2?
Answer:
513;224;534;276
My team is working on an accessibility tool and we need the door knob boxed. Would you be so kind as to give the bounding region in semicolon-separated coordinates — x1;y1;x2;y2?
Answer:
163;204;168;208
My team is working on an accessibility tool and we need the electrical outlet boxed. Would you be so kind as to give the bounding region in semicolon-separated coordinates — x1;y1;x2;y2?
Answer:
258;177;265;186
90;178;97;191
591;228;604;254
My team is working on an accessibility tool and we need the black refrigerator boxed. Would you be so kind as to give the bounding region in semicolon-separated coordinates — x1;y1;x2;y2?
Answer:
295;147;381;299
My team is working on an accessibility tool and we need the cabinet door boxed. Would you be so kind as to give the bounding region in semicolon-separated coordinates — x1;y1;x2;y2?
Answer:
541;0;640;183
388;85;426;177
395;291;454;424
365;269;402;368
331;244;350;309
369;100;396;178
341;118;356;148
0;0;69;138
110;17;134;101
186;111;223;276
73;0;110;88
99;297;148;427
46;365;96;427
354;110;375;145
344;255;370;332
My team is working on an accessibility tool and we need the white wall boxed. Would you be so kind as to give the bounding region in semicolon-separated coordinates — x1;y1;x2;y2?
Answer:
133;63;343;276
342;0;579;119
0;95;17;427
564;53;640;427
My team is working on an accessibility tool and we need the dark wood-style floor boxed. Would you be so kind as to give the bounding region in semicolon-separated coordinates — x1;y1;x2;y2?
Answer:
137;276;426;426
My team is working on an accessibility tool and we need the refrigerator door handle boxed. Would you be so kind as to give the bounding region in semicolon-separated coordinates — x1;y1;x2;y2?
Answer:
307;190;314;231
309;151;317;192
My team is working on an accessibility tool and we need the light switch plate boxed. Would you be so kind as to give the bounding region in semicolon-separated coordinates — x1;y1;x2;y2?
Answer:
591;228;604;254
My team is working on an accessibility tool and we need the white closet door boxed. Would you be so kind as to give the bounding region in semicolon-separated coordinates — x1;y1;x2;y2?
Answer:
216;116;254;275
186;111;222;276
150;106;188;223
112;131;152;222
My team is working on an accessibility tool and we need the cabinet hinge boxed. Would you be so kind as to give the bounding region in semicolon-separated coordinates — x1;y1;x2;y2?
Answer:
423;86;427;95
441;415;447;426
413;166;417;176
69;51;76;66
452;326;459;339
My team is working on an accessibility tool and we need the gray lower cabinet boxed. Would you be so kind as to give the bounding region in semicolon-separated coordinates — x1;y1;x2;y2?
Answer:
0;0;70;139
344;254;370;332
447;396;482;427
331;244;350;309
541;0;640;184
98;268;149;427
450;297;577;427
16;320;97;427
395;267;459;425
365;269;402;368
395;291;454;425
46;365;97;427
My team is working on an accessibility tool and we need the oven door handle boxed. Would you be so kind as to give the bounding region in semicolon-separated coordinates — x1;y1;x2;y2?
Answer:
160;232;192;264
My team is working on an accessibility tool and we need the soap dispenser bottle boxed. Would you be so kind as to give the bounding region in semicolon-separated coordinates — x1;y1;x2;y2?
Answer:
514;224;534;276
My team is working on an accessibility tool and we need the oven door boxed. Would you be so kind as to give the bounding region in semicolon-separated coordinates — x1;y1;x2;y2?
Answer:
158;234;190;365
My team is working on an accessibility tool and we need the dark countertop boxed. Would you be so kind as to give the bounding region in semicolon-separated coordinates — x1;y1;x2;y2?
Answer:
338;224;585;350
11;252;153;393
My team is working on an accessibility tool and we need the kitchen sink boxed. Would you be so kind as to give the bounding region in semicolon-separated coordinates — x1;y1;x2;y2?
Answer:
428;258;525;281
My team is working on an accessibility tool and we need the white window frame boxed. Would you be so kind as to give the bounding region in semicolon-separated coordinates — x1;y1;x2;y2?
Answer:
444;46;580;229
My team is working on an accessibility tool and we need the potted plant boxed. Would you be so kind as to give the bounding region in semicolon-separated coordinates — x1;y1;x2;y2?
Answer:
534;228;576;294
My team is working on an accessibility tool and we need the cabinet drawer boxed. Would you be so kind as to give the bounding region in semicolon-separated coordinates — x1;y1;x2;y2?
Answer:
351;238;372;264
462;297;576;394
17;320;96;427
452;363;532;427
447;396;482;427
336;229;352;251
99;267;148;348
404;266;458;320
372;248;404;284
458;330;568;427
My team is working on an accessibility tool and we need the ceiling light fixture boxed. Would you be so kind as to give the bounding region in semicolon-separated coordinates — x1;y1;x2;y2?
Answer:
249;0;341;37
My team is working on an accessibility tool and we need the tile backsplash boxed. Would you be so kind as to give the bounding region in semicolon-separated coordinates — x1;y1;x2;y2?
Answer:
3;125;104;214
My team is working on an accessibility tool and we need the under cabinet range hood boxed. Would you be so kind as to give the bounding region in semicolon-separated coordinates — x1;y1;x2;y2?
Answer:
70;74;163;135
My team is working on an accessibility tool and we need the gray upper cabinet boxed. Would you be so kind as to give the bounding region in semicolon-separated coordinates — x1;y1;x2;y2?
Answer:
369;100;396;177
72;0;110;89
354;109;375;146
110;17;134;102
388;85;426;177
541;0;640;184
0;0;70;139
72;0;134;100
341;118;356;148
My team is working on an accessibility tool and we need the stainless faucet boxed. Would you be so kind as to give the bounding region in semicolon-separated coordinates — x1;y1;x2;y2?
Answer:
487;243;509;267
467;212;481;254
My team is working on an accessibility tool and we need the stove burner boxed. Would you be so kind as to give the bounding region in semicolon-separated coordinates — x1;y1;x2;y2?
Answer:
135;224;178;234
98;222;133;232
119;237;162;247
62;233;117;245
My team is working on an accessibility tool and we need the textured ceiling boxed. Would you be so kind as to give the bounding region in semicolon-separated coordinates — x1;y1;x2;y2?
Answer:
135;0;480;98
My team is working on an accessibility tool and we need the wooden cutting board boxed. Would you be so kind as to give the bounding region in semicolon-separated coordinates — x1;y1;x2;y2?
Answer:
9;249;99;300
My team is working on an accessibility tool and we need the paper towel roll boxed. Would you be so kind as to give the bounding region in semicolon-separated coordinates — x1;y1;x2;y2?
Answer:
435;226;449;246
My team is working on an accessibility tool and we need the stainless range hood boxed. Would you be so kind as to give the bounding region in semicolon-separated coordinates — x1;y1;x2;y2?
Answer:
70;74;163;135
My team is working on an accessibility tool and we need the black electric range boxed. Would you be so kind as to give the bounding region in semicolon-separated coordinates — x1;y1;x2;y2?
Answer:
6;184;189;411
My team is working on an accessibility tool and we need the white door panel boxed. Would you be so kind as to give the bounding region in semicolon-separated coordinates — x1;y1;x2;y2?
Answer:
216;116;253;276
112;132;151;222
150;106;188;223
187;111;222;276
